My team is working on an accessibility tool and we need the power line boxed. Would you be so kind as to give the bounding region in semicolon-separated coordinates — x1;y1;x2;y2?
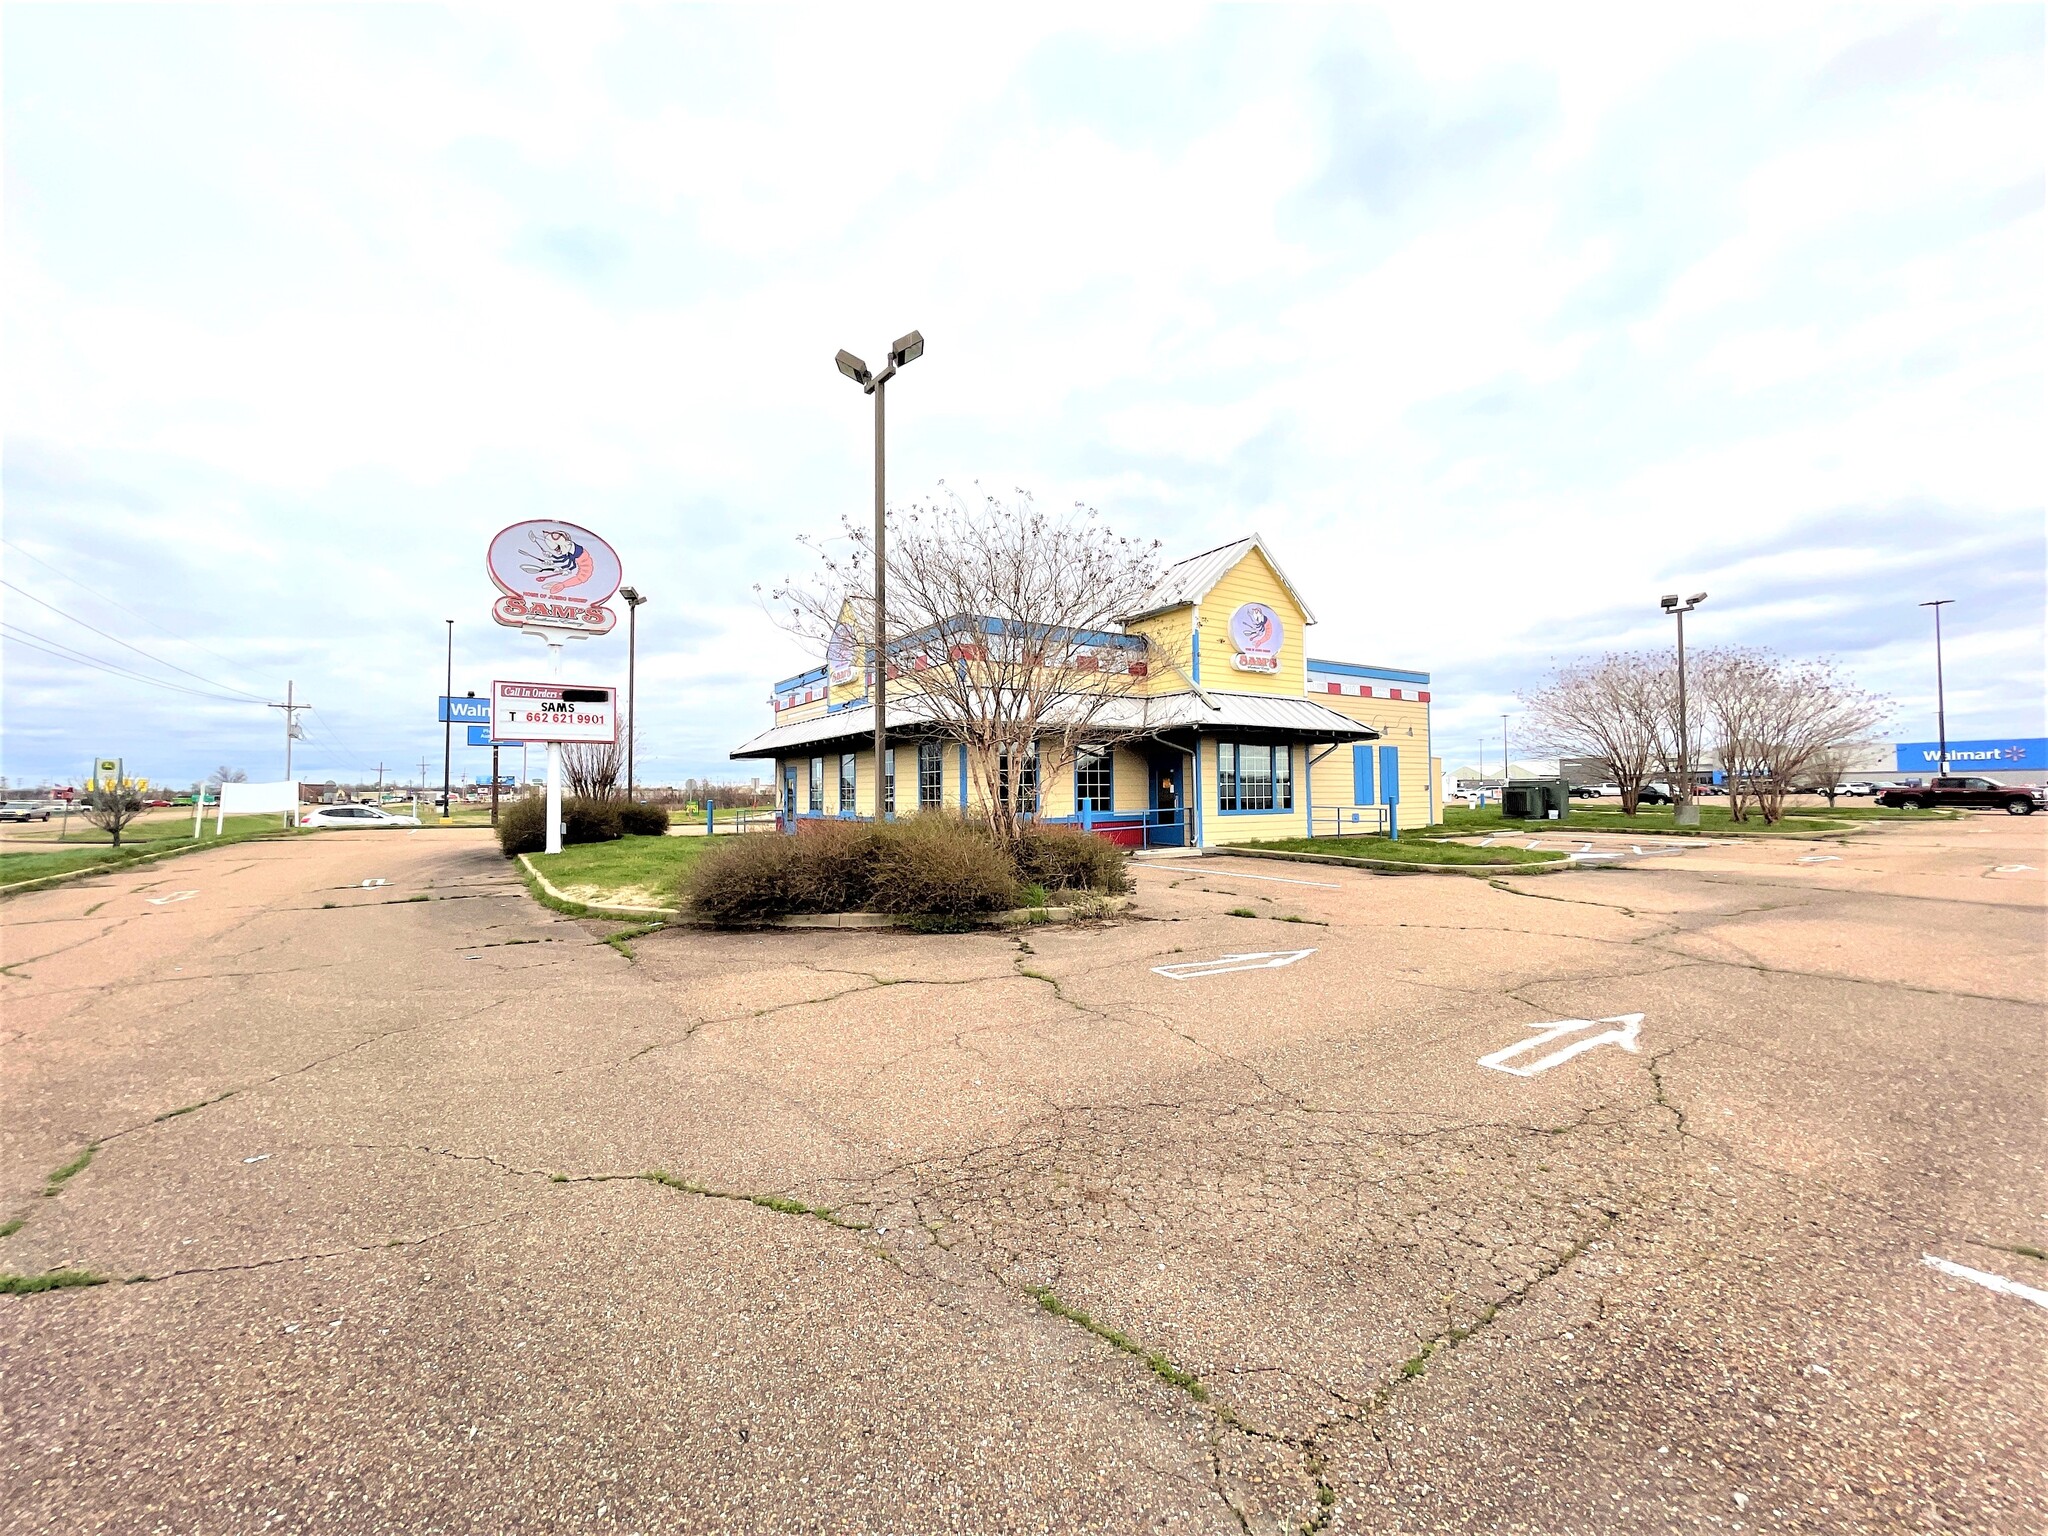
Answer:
0;624;260;704
1;537;259;679
0;578;269;702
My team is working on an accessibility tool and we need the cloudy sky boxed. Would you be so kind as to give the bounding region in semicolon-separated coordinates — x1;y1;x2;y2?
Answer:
3;4;2041;788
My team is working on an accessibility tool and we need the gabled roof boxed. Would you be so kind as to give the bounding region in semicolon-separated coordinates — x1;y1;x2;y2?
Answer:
1120;533;1318;626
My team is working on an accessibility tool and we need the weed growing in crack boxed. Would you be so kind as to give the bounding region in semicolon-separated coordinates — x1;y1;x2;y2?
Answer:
1024;1285;1209;1402
43;1145;97;1198
154;1091;235;1123
0;1268;109;1295
638;1171;863;1230
0;1219;24;1239
404;895;430;904
1970;1237;2048;1262
1226;907;1257;919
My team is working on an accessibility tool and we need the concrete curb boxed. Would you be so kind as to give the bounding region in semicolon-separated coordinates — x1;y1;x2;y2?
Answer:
517;854;680;918
1210;847;1571;878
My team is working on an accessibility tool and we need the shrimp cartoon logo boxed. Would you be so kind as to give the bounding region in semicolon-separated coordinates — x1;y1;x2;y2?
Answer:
486;519;622;635
1227;602;1285;673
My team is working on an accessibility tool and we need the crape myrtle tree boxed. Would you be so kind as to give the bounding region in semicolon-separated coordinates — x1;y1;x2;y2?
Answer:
563;736;625;800
81;778;147;847
1694;648;1888;823
768;484;1175;844
1520;653;1669;814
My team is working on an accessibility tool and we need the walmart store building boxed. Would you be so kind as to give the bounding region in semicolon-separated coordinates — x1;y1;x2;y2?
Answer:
732;535;1440;848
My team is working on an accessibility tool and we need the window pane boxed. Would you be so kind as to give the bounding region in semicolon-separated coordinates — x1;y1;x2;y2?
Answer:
1275;745;1293;811
1077;746;1111;811
840;753;856;813
809;757;823;814
918;741;943;810
1217;744;1236;810
884;749;896;814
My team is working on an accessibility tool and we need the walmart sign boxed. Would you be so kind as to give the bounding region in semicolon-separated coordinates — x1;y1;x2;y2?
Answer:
1894;738;2047;772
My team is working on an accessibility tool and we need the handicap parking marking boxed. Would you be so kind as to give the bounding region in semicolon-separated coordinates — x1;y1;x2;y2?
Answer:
1478;1014;1644;1077
1153;949;1317;980
1922;1254;2048;1311
146;890;199;905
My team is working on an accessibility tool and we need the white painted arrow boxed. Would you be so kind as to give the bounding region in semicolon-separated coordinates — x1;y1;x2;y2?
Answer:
147;890;198;905
1479;1014;1643;1077
1152;949;1317;981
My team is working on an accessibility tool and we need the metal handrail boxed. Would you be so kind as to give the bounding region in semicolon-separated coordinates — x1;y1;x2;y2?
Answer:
1310;804;1390;839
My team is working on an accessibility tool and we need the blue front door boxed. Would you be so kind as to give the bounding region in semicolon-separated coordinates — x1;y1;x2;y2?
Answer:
782;765;797;830
1149;757;1185;847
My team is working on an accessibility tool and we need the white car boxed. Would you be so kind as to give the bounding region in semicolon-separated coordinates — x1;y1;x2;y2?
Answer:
300;804;421;829
1841;782;1878;797
0;800;53;822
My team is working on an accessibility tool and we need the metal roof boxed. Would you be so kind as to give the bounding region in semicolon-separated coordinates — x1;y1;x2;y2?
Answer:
1120;533;1319;626
730;689;1376;759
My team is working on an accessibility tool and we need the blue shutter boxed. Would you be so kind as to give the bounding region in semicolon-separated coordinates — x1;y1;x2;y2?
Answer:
1378;745;1400;804
1353;744;1374;804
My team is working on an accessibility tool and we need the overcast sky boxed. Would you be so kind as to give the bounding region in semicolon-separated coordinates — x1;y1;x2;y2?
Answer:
3;4;2041;788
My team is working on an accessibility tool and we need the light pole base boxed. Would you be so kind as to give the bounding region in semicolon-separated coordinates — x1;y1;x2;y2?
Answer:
1673;803;1701;827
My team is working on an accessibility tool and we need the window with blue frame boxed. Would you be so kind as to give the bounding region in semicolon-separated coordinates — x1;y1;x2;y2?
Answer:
1000;742;1038;815
839;753;856;814
808;756;824;814
883;748;896;814
1076;745;1112;811
1217;742;1292;811
917;740;943;810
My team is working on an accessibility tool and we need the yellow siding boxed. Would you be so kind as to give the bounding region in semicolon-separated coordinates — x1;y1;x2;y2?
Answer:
1308;692;1437;827
1122;610;1195;696
1194;547;1309;697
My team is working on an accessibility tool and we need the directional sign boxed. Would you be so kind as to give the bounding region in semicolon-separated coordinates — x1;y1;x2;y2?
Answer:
466;724;518;748
1479;1014;1643;1077
439;696;492;724
1152;949;1317;981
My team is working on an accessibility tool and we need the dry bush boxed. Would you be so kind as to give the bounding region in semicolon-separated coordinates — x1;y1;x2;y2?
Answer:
1014;823;1131;894
866;818;1019;917
496;794;624;856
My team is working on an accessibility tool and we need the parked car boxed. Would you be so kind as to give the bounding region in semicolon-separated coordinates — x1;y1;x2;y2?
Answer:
1875;776;2037;814
1637;783;1675;805
0;800;53;822
1569;784;1603;798
1841;782;1879;798
299;804;422;829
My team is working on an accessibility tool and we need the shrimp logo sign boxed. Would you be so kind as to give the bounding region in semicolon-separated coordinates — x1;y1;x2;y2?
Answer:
826;622;861;687
487;520;622;635
1227;602;1285;674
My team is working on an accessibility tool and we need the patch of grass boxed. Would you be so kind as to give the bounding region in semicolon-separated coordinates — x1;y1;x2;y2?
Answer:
639;1170;862;1229
403;894;429;903
1226;906;1258;918
153;1090;235;1123
43;1144;97;1198
1971;1238;2048;1262
530;834;706;911
0;816;306;890
1243;835;1565;867
1019;882;1049;909
603;922;665;960
1425;803;1951;840
0;1218;24;1238
0;1268;111;1294
1025;1285;1209;1402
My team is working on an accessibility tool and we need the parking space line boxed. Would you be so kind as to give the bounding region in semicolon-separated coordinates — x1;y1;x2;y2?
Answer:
1157;867;1342;890
1922;1255;2048;1311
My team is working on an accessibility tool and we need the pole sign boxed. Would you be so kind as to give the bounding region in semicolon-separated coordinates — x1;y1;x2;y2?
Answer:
486;520;622;636
439;696;492;724
1894;737;2047;772
490;680;617;744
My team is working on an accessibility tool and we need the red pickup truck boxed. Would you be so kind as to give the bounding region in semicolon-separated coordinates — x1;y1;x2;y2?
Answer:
1877;776;2039;814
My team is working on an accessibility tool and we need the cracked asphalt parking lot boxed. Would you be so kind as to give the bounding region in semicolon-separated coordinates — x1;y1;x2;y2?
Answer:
2;818;2042;1534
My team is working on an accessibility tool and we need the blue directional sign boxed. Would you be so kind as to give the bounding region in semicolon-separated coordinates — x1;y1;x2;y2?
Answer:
466;724;519;747
439;696;491;724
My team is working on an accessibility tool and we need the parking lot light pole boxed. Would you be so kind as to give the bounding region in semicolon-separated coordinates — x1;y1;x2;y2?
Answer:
1919;599;1953;774
620;586;647;800
441;619;454;821
1660;592;1708;825
837;330;923;811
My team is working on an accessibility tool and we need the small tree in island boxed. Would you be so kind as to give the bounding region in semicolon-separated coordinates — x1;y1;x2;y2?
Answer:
81;776;147;847
767;485;1180;844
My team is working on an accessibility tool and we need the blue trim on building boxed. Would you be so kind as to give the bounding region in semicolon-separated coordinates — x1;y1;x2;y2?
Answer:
1354;743;1374;804
1190;615;1201;685
1307;658;1430;685
958;744;968;810
1190;740;1203;846
774;665;829;692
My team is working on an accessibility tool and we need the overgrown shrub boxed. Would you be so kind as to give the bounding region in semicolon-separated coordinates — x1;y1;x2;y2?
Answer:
1014;823;1132;894
496;794;625;856
682;813;1131;925
866;818;1019;917
618;800;671;837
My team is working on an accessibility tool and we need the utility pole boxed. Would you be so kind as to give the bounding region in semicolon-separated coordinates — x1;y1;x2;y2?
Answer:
374;763;387;797
1920;599;1953;774
268;681;311;828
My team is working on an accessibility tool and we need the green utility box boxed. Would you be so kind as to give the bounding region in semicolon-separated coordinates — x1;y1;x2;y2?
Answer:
1502;777;1571;821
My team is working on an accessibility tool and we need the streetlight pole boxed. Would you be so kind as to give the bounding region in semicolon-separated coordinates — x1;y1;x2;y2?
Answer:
441;619;454;820
1500;713;1509;779
620;587;648;801
837;331;923;816
1920;599;1953;774
1660;592;1708;825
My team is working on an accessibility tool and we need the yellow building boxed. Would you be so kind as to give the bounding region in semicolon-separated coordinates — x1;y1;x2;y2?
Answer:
732;534;1439;848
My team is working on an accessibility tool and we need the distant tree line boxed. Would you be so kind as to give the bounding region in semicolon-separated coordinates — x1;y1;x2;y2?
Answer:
1521;648;1889;823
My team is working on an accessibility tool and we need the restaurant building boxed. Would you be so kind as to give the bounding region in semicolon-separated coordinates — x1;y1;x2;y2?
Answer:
731;534;1440;848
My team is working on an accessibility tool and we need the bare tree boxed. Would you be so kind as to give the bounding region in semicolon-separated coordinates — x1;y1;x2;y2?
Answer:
563;737;625;800
1803;741;1867;808
81;781;146;847
1694;649;1888;822
768;485;1171;841
1520;653;1668;814
214;765;248;784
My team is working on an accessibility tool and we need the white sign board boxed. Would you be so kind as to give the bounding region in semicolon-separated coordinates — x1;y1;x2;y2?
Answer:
490;680;617;744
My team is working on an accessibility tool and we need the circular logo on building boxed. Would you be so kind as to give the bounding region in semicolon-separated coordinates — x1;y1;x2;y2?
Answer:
827;622;860;687
486;520;622;633
1228;602;1284;673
